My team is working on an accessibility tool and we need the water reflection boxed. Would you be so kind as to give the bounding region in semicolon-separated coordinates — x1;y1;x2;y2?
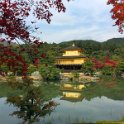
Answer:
1;96;124;124
47;96;124;124
60;82;85;102
6;78;57;124
1;79;124;124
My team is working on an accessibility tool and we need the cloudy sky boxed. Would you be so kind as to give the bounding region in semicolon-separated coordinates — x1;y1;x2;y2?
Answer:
33;0;124;43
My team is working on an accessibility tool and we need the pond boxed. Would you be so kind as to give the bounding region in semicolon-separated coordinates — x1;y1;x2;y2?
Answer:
1;96;124;124
0;77;124;124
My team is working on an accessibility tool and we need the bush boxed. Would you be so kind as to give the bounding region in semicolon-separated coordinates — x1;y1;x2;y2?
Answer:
28;64;37;75
115;62;124;76
39;65;60;81
82;60;94;76
102;66;113;75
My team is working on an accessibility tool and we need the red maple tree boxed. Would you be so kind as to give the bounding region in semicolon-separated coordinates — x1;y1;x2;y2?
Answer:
104;56;117;68
108;0;124;33
92;58;104;69
0;0;69;76
92;55;117;70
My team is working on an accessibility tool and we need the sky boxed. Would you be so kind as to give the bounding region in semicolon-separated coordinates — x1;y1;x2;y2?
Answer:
32;0;124;43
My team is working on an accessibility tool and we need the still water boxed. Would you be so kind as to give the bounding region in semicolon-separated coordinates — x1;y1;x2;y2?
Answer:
0;96;124;124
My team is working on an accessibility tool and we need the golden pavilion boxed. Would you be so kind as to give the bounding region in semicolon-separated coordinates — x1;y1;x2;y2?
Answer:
55;43;86;70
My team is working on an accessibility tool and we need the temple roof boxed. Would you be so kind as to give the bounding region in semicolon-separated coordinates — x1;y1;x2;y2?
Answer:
62;43;82;51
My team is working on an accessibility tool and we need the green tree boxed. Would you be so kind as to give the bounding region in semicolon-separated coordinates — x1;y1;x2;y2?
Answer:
82;60;94;76
7;77;57;123
39;65;60;81
102;65;113;76
28;65;37;75
115;62;124;76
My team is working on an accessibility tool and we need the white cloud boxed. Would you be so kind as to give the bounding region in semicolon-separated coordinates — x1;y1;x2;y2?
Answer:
32;0;124;43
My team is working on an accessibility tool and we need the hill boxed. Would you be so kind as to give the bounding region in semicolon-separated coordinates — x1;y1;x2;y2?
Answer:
57;38;124;53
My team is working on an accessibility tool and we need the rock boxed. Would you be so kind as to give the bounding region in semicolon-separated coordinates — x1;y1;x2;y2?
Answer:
7;71;14;76
30;71;42;87
30;71;42;80
121;73;124;78
94;71;102;76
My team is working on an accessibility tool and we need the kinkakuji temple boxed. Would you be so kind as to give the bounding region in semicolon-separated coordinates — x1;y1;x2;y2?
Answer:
55;43;86;70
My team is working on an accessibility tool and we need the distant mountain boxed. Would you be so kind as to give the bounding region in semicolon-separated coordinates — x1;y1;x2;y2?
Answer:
103;38;124;47
57;38;124;54
101;38;124;51
59;40;101;50
59;38;124;46
105;38;124;44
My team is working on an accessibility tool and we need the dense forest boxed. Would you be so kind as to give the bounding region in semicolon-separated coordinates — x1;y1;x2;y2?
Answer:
37;37;124;64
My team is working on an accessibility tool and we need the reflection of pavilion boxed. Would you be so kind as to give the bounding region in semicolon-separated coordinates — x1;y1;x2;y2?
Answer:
60;83;85;102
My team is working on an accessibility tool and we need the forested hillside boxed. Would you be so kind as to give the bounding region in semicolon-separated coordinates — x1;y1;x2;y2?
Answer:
37;38;124;64
59;38;124;53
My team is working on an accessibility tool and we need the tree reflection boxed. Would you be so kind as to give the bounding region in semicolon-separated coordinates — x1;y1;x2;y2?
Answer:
6;77;57;124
